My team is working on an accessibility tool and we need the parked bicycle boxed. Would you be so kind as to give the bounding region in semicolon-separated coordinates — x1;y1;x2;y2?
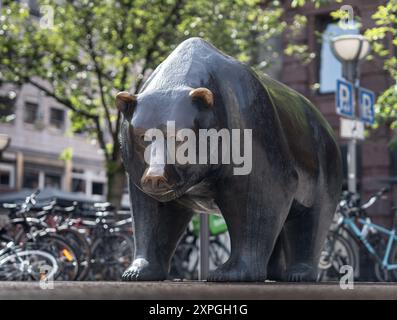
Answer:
170;214;230;280
80;204;134;281
318;187;397;282
3;191;80;280
40;201;134;281
0;190;135;281
0;191;59;281
1;190;233;281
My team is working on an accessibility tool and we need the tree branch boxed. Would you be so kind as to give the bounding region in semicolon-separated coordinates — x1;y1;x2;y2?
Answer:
94;116;110;162
27;77;110;162
86;34;114;136
111;3;135;162
134;0;186;93
112;64;128;161
27;78;96;120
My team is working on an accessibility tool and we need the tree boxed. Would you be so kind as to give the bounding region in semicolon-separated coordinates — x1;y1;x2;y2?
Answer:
364;0;397;147
283;0;397;146
0;0;304;206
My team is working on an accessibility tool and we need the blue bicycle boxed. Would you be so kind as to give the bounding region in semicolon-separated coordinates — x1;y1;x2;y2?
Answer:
319;187;397;282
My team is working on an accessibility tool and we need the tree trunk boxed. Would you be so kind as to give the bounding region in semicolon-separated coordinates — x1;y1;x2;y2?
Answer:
106;159;126;210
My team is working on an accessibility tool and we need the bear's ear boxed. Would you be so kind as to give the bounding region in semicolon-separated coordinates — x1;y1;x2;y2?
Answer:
116;91;136;118
189;88;214;107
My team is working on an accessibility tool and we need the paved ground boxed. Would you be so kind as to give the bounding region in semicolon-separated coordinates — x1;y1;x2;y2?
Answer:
0;281;397;299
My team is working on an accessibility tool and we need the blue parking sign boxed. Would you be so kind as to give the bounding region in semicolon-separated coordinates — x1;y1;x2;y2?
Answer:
336;79;354;118
359;88;375;125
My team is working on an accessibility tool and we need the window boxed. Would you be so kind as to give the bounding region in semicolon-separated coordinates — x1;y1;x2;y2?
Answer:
71;169;106;197
0;164;14;188
72;168;84;174
92;182;105;196
23;165;63;190
0;95;16;123
24;102;39;124
72;178;86;193
319;21;359;93
44;173;62;189
23;169;40;189
0;170;10;186
49;108;65;130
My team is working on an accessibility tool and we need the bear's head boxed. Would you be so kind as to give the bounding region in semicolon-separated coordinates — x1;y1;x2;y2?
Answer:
116;87;219;202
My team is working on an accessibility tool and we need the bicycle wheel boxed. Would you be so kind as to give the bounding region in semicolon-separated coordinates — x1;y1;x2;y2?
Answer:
170;241;199;280
374;243;397;282
318;231;357;281
32;233;79;281
89;233;134;281
374;261;389;282
57;227;91;280
209;238;230;270
0;249;58;281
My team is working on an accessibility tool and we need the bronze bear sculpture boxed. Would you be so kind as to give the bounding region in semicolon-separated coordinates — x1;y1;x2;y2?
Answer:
117;37;342;282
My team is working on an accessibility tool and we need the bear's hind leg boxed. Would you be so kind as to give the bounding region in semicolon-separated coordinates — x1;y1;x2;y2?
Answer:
209;185;294;282
267;228;287;281
284;198;336;282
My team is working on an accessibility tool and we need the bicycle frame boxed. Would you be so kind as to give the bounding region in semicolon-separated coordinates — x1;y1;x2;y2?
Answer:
0;241;28;266
342;216;397;271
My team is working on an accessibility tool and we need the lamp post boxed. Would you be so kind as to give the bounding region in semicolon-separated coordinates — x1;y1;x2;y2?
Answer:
331;34;370;193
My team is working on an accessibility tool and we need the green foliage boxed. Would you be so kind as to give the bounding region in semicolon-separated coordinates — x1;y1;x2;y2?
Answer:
0;0;295;162
59;147;73;162
365;1;397;133
283;13;315;66
0;0;321;200
284;43;315;65
291;0;334;9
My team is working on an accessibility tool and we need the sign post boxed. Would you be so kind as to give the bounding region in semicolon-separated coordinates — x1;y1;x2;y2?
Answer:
336;79;375;193
336;78;357;193
199;214;209;280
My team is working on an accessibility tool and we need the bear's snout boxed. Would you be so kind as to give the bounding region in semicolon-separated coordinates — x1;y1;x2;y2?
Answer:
140;164;178;196
141;171;170;194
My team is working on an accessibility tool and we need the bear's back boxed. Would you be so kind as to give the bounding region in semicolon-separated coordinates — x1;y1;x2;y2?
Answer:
141;38;234;93
141;38;336;161
257;72;339;175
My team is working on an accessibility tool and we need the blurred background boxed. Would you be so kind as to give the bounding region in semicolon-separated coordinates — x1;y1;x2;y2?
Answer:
0;0;396;281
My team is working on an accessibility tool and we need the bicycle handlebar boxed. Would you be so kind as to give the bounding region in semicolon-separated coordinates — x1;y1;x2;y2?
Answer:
25;189;40;205
361;187;390;210
339;187;390;217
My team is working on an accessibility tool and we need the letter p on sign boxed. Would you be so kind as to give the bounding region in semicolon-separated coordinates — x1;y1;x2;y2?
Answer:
359;88;375;125
336;79;354;118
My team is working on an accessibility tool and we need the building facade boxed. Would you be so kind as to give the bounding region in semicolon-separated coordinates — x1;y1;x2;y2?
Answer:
281;0;395;226
0;82;108;202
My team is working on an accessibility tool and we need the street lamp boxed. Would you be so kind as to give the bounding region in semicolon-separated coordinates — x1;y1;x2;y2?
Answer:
330;34;371;193
331;35;370;82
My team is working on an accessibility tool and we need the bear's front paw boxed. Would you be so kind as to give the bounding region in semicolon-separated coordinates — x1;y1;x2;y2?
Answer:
122;258;167;281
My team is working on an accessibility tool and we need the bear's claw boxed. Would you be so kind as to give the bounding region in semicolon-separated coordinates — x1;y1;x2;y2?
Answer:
122;258;167;281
